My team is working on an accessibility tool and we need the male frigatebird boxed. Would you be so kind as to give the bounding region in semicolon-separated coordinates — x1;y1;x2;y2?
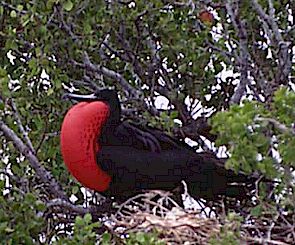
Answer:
61;89;253;202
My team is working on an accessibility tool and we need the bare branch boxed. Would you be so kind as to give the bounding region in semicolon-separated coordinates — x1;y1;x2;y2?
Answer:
82;75;101;91
0;121;114;218
207;41;234;65
276;41;292;84
47;198;113;216
255;117;295;136
8;99;35;154
245;236;289;245
82;52;142;99
55;5;79;42
0;120;67;200
0;1;28;15
226;1;251;104
251;0;292;86
251;0;283;43
174;117;217;142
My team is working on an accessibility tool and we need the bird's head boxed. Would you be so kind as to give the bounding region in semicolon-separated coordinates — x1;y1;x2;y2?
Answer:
63;89;121;125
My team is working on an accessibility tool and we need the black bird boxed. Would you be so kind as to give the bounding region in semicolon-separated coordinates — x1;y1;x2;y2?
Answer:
61;89;253;202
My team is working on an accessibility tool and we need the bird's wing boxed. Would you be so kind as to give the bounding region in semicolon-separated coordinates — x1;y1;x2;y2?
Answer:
115;121;185;152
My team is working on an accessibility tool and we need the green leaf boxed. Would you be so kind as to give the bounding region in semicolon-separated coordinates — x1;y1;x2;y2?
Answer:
5;227;14;233
11;165;22;175
17;5;24;11
102;232;111;243
75;216;84;226
10;10;17;18
63;1;73;11
55;79;62;89
72;186;79;195
47;88;54;96
178;63;187;73
170;111;178;119
25;193;36;203
0;68;7;77
84;213;92;223
0;180;5;192
28;59;37;69
46;0;58;10
214;62;223;74
251;205;262;217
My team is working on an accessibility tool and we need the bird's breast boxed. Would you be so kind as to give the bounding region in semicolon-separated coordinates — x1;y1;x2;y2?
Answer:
61;101;112;192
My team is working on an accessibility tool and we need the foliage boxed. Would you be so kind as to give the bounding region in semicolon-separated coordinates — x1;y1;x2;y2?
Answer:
0;191;45;244
0;0;294;243
54;213;100;245
209;212;241;245
211;88;295;202
125;231;165;245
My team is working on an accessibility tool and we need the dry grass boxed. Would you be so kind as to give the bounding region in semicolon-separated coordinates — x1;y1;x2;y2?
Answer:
103;190;294;245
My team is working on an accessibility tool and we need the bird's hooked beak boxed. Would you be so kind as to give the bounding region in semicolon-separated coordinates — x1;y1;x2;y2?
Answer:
62;89;118;103
62;93;101;102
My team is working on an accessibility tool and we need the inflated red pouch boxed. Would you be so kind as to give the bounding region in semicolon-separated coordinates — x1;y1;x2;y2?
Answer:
61;101;111;192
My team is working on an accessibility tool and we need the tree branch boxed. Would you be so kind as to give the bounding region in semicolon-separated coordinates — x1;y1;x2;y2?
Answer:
72;52;161;117
47;198;113;217
0;120;68;200
8;99;35;154
226;1;251;104
255;117;295;136
79;52;142;99
0;121;116;219
251;0;292;87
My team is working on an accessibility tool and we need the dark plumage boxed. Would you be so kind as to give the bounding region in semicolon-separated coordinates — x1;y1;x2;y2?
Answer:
62;89;253;202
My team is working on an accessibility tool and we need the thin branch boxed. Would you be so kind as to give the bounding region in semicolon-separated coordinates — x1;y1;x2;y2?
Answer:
255;117;295;136
55;5;79;42
0;120;67;200
82;51;141;99
276;41;292;85
8;99;35;154
72;53;161;117
251;0;292;86
267;212;279;240
206;41;234;65
251;0;283;42
82;75;101;91
47;198;113;217
0;1;28;15
245;236;289;245
251;0;277;45
102;40;131;63
226;1;251;104
175;117;217;142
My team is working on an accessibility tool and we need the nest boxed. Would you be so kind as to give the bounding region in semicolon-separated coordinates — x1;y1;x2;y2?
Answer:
106;190;221;244
103;190;294;245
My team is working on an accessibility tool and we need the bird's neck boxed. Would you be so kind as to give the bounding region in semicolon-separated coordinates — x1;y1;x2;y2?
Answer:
99;102;121;145
107;102;121;127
